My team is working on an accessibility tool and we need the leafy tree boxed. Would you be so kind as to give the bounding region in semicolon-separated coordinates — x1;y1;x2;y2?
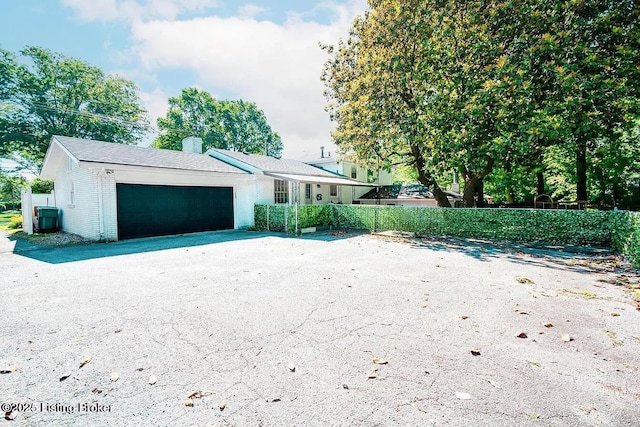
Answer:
30;177;54;194
322;0;640;207
321;2;453;206
153;88;283;157
0;171;26;209
0;46;150;173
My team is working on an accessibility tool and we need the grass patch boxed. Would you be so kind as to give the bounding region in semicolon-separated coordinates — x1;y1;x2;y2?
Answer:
559;288;605;300
0;210;22;230
605;329;624;346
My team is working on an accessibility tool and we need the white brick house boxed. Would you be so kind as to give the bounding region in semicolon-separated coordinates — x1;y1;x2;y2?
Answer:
40;136;252;241
39;136;372;241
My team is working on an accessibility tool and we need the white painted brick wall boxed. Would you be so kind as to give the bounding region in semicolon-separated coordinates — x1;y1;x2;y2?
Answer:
100;172;118;241
54;153;257;240
54;160;100;240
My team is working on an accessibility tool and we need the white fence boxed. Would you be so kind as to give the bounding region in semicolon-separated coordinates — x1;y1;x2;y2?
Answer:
21;188;56;235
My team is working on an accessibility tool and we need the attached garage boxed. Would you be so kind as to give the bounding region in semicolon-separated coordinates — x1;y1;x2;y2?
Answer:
40;136;253;241
116;184;234;240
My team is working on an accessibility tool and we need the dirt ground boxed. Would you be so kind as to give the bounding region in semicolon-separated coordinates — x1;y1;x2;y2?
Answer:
1;229;640;426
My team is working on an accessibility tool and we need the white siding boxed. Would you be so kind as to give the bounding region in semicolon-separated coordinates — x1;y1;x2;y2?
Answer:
54;160;103;240
52;157;255;241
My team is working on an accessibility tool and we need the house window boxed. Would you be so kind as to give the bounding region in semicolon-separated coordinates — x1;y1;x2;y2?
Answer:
330;185;338;197
351;165;357;179
305;183;311;199
274;179;289;204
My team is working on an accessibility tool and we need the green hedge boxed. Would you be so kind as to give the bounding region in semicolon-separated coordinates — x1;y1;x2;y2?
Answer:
254;204;640;266
610;211;640;267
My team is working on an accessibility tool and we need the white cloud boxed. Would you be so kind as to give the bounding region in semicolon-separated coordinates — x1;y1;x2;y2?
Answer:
129;1;367;157
61;0;218;23
61;0;368;157
139;87;169;130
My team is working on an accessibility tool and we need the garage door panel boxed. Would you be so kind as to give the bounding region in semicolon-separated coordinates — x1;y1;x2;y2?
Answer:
116;184;233;240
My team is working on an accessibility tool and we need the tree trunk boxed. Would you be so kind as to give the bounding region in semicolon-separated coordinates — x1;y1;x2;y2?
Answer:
432;186;452;207
475;178;485;207
462;176;478;207
411;143;451;207
576;139;588;201
536;171;545;196
461;159;494;208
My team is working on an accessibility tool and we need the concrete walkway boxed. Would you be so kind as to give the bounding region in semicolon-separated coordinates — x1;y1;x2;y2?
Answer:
1;230;639;426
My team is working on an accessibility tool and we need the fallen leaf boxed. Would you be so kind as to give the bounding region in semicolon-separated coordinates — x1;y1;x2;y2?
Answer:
59;374;71;381
136;367;144;372
219;402;226;411
456;392;472;400
342;383;349;389
461;316;469;320
545;323;554;328
516;332;528;339
562;334;573;342
270;398;281;403
538;331;545;335
91;388;103;394
368;368;379;379
488;380;502;389
470;349;481;356
4;411;14;421
0;365;17;374
187;390;213;399
516;277;534;284
185;399;193;407
288;363;296;372
611;312;620;317
373;358;388;365
79;358;91;368
110;372;119;382
114;329;122;333
148;375;157;385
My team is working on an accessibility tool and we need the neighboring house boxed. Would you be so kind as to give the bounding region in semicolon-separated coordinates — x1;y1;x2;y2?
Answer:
357;184;464;207
302;148;393;204
39;136;372;241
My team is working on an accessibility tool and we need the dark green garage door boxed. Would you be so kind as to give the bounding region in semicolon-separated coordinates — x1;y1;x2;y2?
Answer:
116;184;234;240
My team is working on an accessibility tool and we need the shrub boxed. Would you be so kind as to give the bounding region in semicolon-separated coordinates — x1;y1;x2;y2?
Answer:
255;205;640;267
8;216;22;229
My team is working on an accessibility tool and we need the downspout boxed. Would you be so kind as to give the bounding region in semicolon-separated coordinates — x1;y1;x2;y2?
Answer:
97;167;106;241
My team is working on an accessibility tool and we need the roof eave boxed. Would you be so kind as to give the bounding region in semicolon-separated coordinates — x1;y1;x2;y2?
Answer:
40;136;80;179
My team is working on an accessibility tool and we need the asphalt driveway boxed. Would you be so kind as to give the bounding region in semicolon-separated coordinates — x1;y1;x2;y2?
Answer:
1;229;640;426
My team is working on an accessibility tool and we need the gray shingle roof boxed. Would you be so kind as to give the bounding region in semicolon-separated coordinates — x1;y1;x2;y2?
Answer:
53;136;246;174
211;148;341;177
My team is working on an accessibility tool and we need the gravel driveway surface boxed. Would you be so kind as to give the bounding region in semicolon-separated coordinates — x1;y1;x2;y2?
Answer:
1;229;640;426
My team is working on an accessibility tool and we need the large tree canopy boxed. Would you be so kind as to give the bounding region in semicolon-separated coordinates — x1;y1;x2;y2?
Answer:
0;46;150;173
153;88;283;157
322;0;640;207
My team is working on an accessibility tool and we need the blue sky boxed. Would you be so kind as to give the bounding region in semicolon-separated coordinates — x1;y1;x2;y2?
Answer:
0;0;368;161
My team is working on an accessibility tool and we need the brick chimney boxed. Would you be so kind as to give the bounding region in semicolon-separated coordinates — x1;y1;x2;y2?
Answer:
182;136;203;154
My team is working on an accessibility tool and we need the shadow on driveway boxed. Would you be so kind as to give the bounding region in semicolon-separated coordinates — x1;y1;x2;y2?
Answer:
369;231;627;275
4;229;363;264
